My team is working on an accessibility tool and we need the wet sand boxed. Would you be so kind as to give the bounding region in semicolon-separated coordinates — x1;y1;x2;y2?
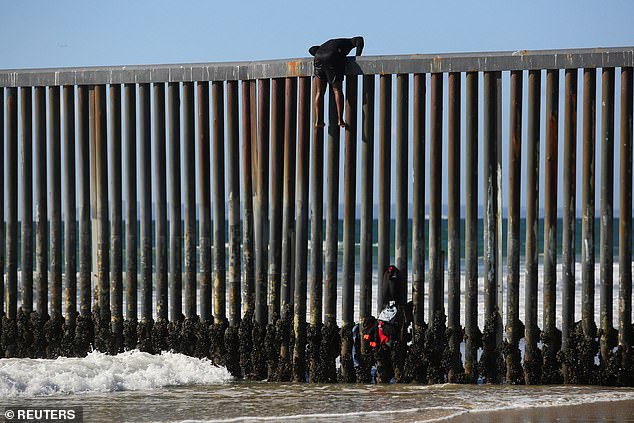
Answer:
451;399;634;423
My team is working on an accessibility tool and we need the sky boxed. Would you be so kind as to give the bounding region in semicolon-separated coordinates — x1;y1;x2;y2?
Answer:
1;0;633;216
2;1;632;69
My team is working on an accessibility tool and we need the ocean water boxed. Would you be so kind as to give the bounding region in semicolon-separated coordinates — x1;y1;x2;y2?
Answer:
2;351;634;422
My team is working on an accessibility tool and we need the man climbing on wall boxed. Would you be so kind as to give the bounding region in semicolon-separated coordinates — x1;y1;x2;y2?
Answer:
308;36;364;128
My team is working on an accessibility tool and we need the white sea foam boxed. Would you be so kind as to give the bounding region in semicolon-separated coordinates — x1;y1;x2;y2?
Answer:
0;350;232;397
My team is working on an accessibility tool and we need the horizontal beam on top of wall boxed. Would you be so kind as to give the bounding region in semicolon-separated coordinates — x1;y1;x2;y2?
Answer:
1;46;633;87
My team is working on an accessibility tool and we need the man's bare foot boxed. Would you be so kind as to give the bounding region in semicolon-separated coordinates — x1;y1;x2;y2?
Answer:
315;121;325;128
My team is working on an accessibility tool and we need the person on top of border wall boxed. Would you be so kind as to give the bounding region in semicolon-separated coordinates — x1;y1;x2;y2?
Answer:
308;36;364;128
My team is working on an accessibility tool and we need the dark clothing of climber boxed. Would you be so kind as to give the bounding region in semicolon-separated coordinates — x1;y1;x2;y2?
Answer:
309;37;364;84
308;36;364;128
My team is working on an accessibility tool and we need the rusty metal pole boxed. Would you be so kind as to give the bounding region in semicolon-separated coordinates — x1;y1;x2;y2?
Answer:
341;75;358;382
225;79;241;376
495;72;503;335
94;84;110;350
581;69;597;339
360;75;375;322
524;70;541;384
543;69;559;367
562;69;578;360
123;83;137;348
396;74;408;305
77;86;91;322
20;87;33;315
447;72;460;341
183;82;196;320
255;79;270;326
6;87;18;324
506;70;523;383
109;84;123;348
600;67;615;363
309;78;324;381
322;85;340;383
212;81;227;325
277;77;297;381
139;83;153;324
241;81;255;313
293;76;310;381
378;74;391;313
269;78;285;323
464;72;478;379
324;88;340;327
154;83;168;323
168;82;183;324
63;86;77;330
0;88;3;324
281;77;298;312
197;82;211;323
543;69;561;382
227;80;241;326
35;86;48;320
618;66;633;351
412;74;425;328
482;71;499;382
429;73;442;321
252;78;270;379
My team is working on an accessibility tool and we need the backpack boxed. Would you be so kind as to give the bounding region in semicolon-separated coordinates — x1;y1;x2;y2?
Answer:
377;301;403;348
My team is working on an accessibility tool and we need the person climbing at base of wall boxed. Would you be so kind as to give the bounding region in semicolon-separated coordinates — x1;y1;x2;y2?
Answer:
308;36;364;128
352;265;413;381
